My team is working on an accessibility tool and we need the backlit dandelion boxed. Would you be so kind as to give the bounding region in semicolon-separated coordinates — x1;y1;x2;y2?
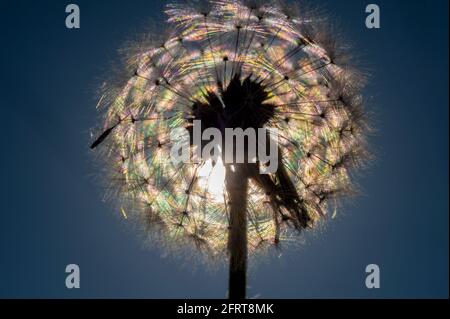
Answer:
91;0;371;299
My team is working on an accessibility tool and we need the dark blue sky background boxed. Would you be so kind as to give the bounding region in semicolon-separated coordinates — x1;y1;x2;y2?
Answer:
0;0;448;298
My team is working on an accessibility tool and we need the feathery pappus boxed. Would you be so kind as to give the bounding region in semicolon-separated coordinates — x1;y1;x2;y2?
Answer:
91;0;371;262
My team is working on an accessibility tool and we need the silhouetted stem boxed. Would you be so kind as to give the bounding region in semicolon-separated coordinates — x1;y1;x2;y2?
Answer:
226;164;248;300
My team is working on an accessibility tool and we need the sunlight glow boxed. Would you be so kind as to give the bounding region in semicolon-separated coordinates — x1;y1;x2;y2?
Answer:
198;158;226;202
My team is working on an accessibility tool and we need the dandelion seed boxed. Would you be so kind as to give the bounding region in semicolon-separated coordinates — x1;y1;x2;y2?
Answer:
121;207;128;220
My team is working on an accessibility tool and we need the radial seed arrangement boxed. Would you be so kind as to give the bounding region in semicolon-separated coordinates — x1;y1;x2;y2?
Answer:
92;0;369;260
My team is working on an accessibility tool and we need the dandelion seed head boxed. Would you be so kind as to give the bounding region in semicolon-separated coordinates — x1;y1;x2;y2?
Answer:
92;0;371;262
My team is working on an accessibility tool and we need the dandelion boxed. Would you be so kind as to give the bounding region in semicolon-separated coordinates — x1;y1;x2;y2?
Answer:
91;0;371;299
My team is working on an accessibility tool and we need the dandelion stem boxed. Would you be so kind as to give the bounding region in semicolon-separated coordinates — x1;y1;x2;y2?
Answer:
226;164;248;300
